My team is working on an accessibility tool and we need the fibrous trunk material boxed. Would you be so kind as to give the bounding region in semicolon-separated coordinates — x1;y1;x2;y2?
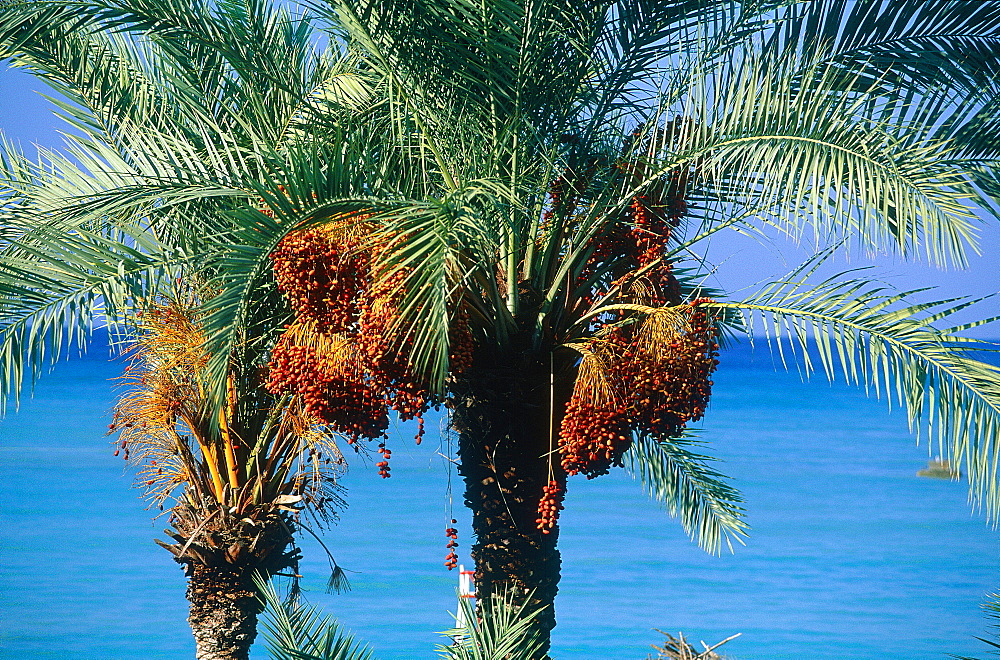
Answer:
156;504;300;660
186;564;262;660
453;351;574;657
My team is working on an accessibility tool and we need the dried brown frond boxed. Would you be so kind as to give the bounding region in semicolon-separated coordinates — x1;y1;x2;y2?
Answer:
112;295;218;506
282;320;362;377
646;630;740;660
113;287;350;527
567;343;618;408
155;495;301;573
635;304;691;358
131;297;210;377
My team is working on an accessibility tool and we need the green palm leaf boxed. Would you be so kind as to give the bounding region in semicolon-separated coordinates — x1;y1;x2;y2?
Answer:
651;48;984;269
436;586;546;660
760;0;1000;95
0;220;178;410
955;593;1000;660
623;432;748;554
706;261;1000;520
257;577;374;660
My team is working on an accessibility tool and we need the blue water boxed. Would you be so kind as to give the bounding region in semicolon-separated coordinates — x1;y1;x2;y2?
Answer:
2;340;998;659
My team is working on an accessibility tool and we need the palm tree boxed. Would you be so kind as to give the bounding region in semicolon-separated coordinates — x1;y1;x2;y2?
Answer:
250;0;1000;653
0;1;376;657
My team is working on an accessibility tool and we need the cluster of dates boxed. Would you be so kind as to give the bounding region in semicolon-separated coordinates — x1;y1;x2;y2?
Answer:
444;521;459;569
537;143;718;531
266;217;476;570
535;480;566;535
557;302;719;482
266;223;447;464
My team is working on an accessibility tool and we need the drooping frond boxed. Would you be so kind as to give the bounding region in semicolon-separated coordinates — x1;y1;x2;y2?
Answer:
655;48;985;268
759;0;1000;96
0;219;175;410
623;433;748;554
707;263;1000;521
193;163;394;406
369;188;510;390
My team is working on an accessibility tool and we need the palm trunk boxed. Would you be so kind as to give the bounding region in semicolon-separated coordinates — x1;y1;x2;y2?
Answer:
453;352;573;657
187;564;262;660
157;504;301;660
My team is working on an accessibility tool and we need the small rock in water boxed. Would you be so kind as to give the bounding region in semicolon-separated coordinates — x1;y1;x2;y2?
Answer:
917;459;961;479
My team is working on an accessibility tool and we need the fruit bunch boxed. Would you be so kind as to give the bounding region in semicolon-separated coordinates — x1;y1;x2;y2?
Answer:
535;480;565;534
266;336;390;443
376;442;391;478
357;268;434;443
268;221;460;453
448;308;475;375
271;228;368;333
444;521;459;569
539;132;704;532
616;303;718;439
629;196;671;268
577;191;684;317
545;303;719;530
579;117;695;310
558;399;632;479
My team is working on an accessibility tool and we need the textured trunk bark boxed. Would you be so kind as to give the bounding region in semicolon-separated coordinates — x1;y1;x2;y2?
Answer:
157;504;300;660
453;351;573;657
186;564;262;660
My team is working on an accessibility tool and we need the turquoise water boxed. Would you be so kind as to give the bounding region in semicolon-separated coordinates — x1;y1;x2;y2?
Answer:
1;340;998;659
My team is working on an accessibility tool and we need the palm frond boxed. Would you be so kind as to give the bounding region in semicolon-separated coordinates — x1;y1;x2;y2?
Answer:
759;0;1000;95
954;592;1000;660
436;585;546;660
707;261;1000;521
257;576;374;660
0;219;176;410
623;432;748;554
660;47;984;268
373;186;511;390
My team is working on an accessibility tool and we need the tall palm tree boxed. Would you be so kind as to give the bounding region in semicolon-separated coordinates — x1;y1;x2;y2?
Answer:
0;1;378;657
247;0;1000;653
4;0;1000;658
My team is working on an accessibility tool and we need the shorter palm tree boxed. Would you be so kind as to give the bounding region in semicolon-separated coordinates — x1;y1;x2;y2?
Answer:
112;285;348;658
0;1;373;656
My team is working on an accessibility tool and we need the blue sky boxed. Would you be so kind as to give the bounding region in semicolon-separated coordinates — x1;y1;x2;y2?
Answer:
2;65;998;335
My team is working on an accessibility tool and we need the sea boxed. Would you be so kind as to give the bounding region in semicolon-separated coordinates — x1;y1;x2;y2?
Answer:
2;337;998;660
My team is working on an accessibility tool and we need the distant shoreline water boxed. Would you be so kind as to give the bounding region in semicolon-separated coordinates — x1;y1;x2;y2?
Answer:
1;337;998;659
